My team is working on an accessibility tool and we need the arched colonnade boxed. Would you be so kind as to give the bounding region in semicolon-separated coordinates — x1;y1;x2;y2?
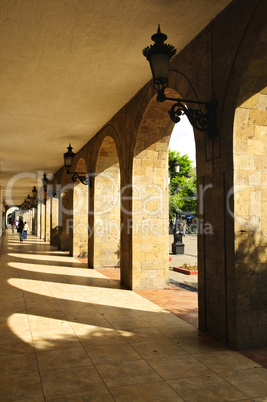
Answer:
30;0;266;350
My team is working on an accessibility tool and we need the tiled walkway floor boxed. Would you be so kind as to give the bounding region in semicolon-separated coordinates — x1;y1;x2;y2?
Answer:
97;268;198;328
1;232;267;401
97;270;267;370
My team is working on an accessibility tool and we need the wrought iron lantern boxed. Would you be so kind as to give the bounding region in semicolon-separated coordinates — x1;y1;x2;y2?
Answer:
42;173;49;192
143;25;218;140
31;186;37;207
63;144;92;187
32;186;37;199
26;194;31;208
63;144;76;174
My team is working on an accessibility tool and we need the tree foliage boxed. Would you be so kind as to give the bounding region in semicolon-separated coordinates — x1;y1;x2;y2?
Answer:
169;150;197;219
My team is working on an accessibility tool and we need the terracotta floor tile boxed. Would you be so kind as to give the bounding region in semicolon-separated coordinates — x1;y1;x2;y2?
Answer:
0;352;38;375
40;366;105;397
0;333;34;355
193;350;261;372
36;347;92;371
220;367;267;398
167;373;249;401
86;342;141;364
155;322;200;340
101;313;151;330
110;381;183;401
241;348;267;369
0;371;44;400
135;288;198;328
130;338;187;359
118;325;168;343
146;354;212;381
45;389;114;401
96;359;162;388
174;333;228;354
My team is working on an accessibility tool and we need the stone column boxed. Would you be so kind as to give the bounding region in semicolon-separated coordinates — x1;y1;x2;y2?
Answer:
45;198;51;242
59;186;73;254
51;197;60;247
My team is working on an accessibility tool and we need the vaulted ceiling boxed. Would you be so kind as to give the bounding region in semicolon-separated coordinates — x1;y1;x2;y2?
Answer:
0;0;232;206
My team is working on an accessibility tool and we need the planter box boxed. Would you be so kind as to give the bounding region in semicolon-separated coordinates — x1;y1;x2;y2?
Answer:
173;266;198;275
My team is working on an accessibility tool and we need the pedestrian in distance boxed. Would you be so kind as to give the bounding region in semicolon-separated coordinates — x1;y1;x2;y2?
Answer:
11;219;16;233
182;221;188;237
23;222;29;240
18;219;24;242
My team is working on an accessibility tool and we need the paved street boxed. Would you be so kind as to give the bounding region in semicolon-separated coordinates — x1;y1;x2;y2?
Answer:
169;234;198;290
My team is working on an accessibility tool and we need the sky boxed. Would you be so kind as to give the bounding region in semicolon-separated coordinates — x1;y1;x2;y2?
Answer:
168;115;196;167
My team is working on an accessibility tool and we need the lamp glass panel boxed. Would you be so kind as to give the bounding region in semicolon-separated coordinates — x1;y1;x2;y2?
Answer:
64;155;72;170
149;53;170;80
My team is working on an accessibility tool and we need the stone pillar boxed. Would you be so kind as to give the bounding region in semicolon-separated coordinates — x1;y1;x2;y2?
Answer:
94;167;120;268
51;197;60;247
231;86;267;348
132;144;169;290
32;207;37;235
130;95;174;290
45;198;51;242
94;136;120;269
37;203;41;238
73;181;88;258
0;186;2;237
59;186;73;253
40;203;45;240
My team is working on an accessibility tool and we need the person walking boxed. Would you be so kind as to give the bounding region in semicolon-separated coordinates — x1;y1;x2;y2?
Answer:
23;222;29;240
11;219;16;233
182;221;187;237
18;219;24;242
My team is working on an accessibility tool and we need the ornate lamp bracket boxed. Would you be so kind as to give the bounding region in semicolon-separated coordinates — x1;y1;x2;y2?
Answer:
166;97;218;141
71;172;92;187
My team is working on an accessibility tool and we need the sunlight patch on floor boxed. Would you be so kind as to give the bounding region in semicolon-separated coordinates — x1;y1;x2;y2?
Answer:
8;252;81;263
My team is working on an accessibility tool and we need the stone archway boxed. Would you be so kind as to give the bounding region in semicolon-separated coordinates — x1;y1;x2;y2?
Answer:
73;158;89;260
94;136;121;269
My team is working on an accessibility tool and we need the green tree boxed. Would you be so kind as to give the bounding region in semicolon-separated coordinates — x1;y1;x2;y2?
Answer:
169;150;197;219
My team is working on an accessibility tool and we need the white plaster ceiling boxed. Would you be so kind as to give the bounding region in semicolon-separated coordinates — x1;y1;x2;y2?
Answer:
0;0;232;206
